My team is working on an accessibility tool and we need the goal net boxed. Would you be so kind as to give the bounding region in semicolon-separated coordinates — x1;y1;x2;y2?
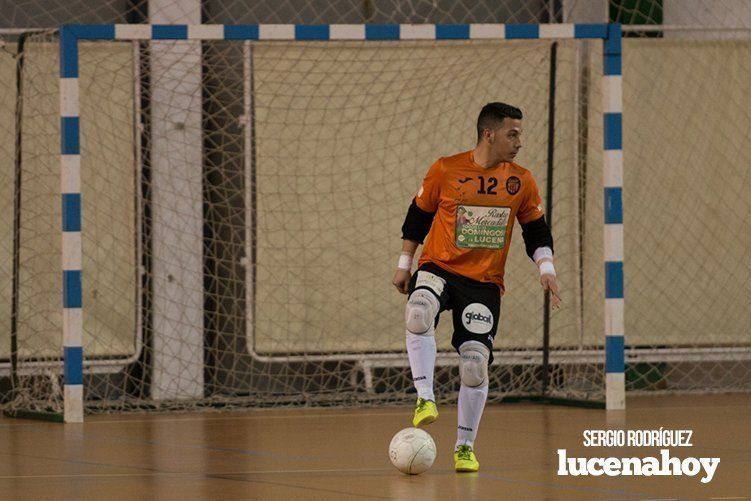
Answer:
1;23;749;417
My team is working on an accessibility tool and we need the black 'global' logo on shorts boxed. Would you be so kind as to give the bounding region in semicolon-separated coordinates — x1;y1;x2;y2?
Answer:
464;311;492;326
506;176;521;195
461;304;494;334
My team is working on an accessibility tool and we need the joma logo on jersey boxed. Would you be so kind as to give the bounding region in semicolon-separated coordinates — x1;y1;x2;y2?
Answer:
461;303;494;334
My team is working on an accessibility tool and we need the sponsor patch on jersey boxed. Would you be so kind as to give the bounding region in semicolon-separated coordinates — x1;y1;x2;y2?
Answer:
506;176;521;195
461;303;494;334
415;271;446;296
454;205;510;249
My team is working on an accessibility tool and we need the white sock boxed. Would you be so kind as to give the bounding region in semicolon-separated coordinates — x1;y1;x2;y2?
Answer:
455;383;488;449
406;330;436;401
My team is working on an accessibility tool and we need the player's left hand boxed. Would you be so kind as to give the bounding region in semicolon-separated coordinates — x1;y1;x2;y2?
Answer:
540;274;561;309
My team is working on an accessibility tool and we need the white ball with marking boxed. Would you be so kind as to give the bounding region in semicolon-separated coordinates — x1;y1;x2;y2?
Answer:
389;427;436;475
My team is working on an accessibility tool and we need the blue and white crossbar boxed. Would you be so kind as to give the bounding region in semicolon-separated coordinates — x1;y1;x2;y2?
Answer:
59;23;624;419
60;22;615;41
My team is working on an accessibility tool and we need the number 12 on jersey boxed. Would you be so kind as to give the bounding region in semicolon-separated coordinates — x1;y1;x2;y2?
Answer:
477;176;498;195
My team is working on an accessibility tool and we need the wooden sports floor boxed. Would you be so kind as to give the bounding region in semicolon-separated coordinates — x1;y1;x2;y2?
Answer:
0;394;749;500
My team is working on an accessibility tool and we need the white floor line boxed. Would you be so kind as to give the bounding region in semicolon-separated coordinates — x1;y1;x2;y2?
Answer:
0;467;394;480
3;401;749;427
81;402;751;425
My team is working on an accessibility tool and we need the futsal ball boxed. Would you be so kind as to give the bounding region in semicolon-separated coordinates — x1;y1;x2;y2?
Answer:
389;427;436;475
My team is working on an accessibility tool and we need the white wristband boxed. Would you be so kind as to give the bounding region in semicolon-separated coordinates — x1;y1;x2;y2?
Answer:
533;246;553;263
397;252;414;271
539;260;556;277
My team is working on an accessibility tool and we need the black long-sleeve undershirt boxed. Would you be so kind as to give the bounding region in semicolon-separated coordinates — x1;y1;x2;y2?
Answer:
401;198;435;244
520;215;554;260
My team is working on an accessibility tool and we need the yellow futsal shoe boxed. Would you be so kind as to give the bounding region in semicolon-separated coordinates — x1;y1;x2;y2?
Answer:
412;398;438;427
454;445;480;472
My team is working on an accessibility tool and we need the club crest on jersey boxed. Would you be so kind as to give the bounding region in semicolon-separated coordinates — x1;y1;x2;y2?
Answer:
506;176;521;195
462;303;494;334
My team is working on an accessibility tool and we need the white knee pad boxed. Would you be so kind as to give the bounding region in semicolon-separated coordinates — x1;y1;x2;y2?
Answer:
459;341;490;387
405;289;439;335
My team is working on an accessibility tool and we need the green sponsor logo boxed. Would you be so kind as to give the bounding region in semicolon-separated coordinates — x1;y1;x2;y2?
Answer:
455;205;510;249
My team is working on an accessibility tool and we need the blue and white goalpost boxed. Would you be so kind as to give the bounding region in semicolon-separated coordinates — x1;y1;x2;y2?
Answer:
58;22;625;421
602;24;625;411
60;25;85;423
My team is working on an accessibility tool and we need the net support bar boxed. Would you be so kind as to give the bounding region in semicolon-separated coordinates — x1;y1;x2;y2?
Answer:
148;0;205;402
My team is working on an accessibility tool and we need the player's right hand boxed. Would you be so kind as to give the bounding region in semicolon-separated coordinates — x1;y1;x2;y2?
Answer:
392;269;412;295
541;273;562;309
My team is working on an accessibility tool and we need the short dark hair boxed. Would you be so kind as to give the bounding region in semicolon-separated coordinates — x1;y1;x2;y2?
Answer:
476;102;523;142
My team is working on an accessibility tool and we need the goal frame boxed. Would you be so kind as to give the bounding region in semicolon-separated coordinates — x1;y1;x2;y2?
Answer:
58;22;625;422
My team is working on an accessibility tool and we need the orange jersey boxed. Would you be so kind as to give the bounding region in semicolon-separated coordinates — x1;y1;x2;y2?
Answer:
414;150;544;292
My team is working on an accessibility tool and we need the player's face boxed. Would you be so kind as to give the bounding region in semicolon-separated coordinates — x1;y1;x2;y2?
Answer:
490;118;523;162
